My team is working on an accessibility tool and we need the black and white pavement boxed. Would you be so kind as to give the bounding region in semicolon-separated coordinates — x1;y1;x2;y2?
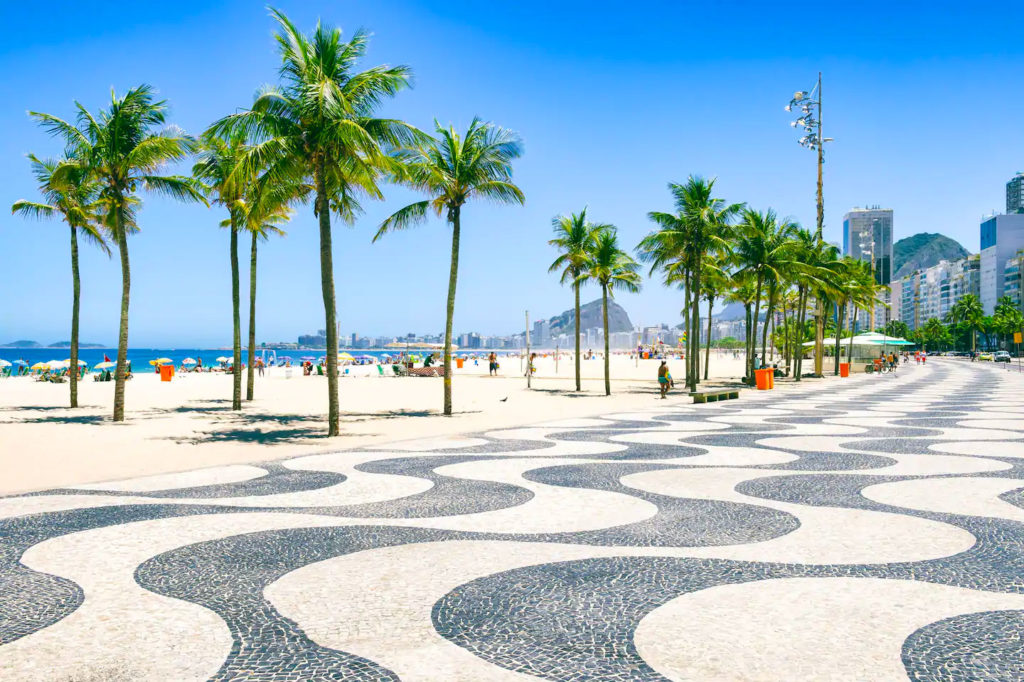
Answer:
1;359;1023;681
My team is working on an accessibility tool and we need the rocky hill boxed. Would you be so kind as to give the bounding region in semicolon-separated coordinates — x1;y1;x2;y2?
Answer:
0;340;41;348
893;233;969;279
548;298;632;334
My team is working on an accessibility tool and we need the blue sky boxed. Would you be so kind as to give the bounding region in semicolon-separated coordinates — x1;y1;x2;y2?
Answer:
2;1;1022;346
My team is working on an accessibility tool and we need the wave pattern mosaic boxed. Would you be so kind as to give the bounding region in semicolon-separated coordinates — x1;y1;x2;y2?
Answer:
1;361;1023;681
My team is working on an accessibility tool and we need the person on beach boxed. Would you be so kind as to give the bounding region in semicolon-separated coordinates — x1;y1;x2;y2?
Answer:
658;361;672;399
488;352;497;376
256;357;265;377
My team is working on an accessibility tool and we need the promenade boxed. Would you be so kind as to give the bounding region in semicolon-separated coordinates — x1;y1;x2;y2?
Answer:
1;359;1022;680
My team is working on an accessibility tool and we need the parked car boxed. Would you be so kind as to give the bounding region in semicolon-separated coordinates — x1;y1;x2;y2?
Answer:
995;351;1011;363
978;352;994;361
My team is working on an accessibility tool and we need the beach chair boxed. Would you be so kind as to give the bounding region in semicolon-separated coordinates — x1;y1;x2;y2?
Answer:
392;364;408;377
377;365;385;377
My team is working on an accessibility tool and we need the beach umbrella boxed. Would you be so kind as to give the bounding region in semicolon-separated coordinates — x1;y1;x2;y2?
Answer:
0;359;10;367
338;352;354;361
182;358;197;365
64;359;88;366
94;361;115;369
149;357;172;366
215;356;230;363
31;362;50;370
13;359;27;366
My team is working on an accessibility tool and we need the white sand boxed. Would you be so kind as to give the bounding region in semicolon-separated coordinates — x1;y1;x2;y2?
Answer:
0;351;764;494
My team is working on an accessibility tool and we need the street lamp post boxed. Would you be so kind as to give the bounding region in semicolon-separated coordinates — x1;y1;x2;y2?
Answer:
786;73;834;376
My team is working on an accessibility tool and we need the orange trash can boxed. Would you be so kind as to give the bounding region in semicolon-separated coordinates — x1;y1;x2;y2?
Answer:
767;370;774;389
755;368;770;390
456;358;464;369
839;362;850;378
159;364;173;382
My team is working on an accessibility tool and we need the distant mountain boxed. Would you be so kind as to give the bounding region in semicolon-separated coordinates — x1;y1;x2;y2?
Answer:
548;298;633;334
893;233;969;279
47;341;107;349
0;340;41;348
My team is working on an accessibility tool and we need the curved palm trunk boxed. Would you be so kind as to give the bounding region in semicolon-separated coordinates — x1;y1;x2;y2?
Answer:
704;295;712;381
833;302;845;374
573;280;581;392
230;219;242;411
848;307;857;361
793;287;806;382
761;287;775;363
782;298;791;373
749;275;764;383
246;231;257;401
814;296;825;376
315;165;340;436
602;284;610;395
69;226;80;408
443;208;462;414
113;220;130;422
743;301;753;382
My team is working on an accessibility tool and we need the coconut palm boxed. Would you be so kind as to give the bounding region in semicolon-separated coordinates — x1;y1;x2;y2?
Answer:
949;293;984;353
244;193;294;401
193;131;251;410
700;256;730;380
12;154;108;408
31;86;204;421
548;208;604;392
732;209;800;382
375;118;524;414
211;9;417;435
578;227;641;395
637;177;741;391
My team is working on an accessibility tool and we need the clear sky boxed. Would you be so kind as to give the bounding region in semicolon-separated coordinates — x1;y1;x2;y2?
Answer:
2;1;1022;347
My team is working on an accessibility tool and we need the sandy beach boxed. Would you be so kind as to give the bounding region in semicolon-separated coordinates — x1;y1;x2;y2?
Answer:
0;351;766;494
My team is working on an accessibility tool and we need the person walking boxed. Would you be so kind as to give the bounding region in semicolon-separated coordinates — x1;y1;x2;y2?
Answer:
657;360;672;399
488;352;497;376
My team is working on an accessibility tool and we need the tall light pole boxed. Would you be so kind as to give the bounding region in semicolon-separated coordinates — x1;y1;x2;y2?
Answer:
786;73;834;375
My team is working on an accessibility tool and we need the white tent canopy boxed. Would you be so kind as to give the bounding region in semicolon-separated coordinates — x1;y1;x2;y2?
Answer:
803;332;913;347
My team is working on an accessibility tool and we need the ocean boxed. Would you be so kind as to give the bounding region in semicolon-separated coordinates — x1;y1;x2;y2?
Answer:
0;347;494;368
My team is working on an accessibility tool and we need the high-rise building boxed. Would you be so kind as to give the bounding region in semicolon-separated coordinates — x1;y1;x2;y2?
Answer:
1004;250;1024;311
980;214;1024;313
1007;172;1024;214
843;208;894;285
532;319;550;348
890;255;981;331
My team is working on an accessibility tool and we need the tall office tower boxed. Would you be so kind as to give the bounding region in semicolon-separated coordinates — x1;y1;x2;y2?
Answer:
980;214;1024;313
843;207;894;329
1007;173;1024;214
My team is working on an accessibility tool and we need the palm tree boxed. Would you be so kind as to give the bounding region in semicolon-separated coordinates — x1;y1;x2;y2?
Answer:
193;131;251;410
637;177;741;391
244;193;293;401
579;227;641;395
375;118;524;414
921;317;947;352
32;86;204;421
949;293;984;353
212;9;417;435
548;208;604;392
700;257;729;380
732;209;799;382
12;154;108;408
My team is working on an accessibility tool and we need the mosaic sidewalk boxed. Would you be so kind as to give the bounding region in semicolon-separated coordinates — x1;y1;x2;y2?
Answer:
1;360;1023;681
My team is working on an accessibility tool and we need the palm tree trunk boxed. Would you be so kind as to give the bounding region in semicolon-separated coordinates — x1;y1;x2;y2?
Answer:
69;225;80;409
744;301;753;382
848;308;857;362
794;286;807;382
682;271;690;388
602;283;610;396
704;295;712;381
315;164;340;436
113;218;130;422
443;207;462;414
230;218;242;411
761;287;774;363
750;275;763;383
834;303;844;374
782;298;790;373
814;296;825;376
246;231;257;401
691;259;701;390
574;280;581;392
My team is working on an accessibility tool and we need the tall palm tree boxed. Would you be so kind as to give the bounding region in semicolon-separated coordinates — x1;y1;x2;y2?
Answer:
32;86;204;421
375;118;524;414
579;227;641;395
12;154;108;408
244;194;293;401
949;293;984;353
700;257;729;380
637;177;741;391
548;208;604;392
193;131;250;411
732;209;799;382
212;9;417;436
